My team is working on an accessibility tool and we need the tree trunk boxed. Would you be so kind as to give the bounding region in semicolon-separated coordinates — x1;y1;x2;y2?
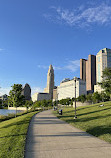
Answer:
15;106;17;117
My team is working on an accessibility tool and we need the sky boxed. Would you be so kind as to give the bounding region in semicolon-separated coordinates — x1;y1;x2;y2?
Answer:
0;0;111;95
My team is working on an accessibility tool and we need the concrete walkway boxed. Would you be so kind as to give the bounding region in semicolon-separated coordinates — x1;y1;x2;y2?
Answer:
25;110;111;158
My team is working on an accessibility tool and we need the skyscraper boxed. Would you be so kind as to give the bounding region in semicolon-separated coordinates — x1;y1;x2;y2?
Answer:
22;83;31;100
96;48;111;83
80;59;87;81
86;55;96;92
32;65;54;102
94;48;111;93
44;65;54;99
80;55;96;92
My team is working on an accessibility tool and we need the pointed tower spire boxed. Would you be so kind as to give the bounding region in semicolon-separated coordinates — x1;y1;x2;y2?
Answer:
44;65;54;99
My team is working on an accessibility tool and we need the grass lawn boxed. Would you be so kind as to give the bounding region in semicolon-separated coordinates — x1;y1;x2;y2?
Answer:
54;101;111;143
0;111;39;158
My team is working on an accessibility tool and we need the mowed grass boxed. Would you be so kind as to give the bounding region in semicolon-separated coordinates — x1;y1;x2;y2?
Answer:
54;101;111;143
0;111;39;158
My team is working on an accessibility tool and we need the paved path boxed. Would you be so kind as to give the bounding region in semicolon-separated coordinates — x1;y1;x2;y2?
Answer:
25;110;111;158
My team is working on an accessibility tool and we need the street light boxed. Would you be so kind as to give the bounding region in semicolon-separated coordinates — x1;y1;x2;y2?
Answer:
74;77;77;119
56;92;59;108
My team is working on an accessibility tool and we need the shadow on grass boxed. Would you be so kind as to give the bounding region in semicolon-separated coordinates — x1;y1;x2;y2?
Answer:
78;114;111;122
0;133;26;139
57;112;111;123
0;112;39;129
0;110;40;123
59;104;95;112
61;110;74;114
0;118;31;129
86;125;111;137
76;107;111;117
77;104;97;111
56;106;111;120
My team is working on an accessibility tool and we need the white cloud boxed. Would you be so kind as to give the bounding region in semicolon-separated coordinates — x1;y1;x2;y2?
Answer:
31;87;43;95
53;66;63;70
0;87;11;96
38;59;80;72
0;48;4;52
37;65;48;69
44;3;111;28
65;60;80;72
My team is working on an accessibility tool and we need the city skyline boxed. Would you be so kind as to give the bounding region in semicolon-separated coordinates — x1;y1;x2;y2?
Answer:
0;0;111;95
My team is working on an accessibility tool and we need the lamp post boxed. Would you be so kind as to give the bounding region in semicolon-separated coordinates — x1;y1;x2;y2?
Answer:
56;93;59;108
74;77;77;119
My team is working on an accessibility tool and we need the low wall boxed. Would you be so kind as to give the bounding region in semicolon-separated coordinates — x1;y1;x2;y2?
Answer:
73;102;91;107
8;107;28;111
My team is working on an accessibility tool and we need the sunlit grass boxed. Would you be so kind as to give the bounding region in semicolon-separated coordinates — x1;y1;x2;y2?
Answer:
0;111;39;158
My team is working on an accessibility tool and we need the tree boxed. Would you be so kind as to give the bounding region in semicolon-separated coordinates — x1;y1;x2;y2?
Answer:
41;99;48;108
8;84;25;117
80;95;86;103
92;92;101;103
47;100;52;107
86;93;92;102
2;100;8;107
77;95;86;103
70;100;73;106
66;98;71;106
25;100;33;112
53;100;57;106
98;68;111;94
72;97;75;101
32;101;40;110
100;92;110;102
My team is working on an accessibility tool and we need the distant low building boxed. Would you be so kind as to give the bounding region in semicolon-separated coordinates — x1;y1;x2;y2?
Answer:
32;93;51;102
57;77;87;100
94;85;104;93
53;86;57;101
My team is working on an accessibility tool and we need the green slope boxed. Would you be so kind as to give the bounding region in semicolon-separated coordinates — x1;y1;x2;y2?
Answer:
0;111;39;158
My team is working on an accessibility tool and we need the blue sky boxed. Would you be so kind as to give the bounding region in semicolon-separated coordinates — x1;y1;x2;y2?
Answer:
0;0;111;95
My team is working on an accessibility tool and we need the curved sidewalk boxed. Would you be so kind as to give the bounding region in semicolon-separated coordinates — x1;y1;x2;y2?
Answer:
25;110;111;158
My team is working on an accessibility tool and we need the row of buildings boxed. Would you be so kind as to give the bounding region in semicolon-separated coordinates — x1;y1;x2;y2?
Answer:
80;48;111;93
32;64;87;102
32;48;111;102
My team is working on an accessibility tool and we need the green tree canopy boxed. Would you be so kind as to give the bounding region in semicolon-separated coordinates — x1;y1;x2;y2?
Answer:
25;100;33;111
77;95;86;103
8;84;25;108
98;68;111;94
100;92;110;102
92;92;101;103
86;93;92;102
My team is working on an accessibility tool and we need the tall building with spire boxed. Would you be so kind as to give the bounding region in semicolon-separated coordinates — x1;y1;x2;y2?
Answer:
44;65;54;99
32;65;54;102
